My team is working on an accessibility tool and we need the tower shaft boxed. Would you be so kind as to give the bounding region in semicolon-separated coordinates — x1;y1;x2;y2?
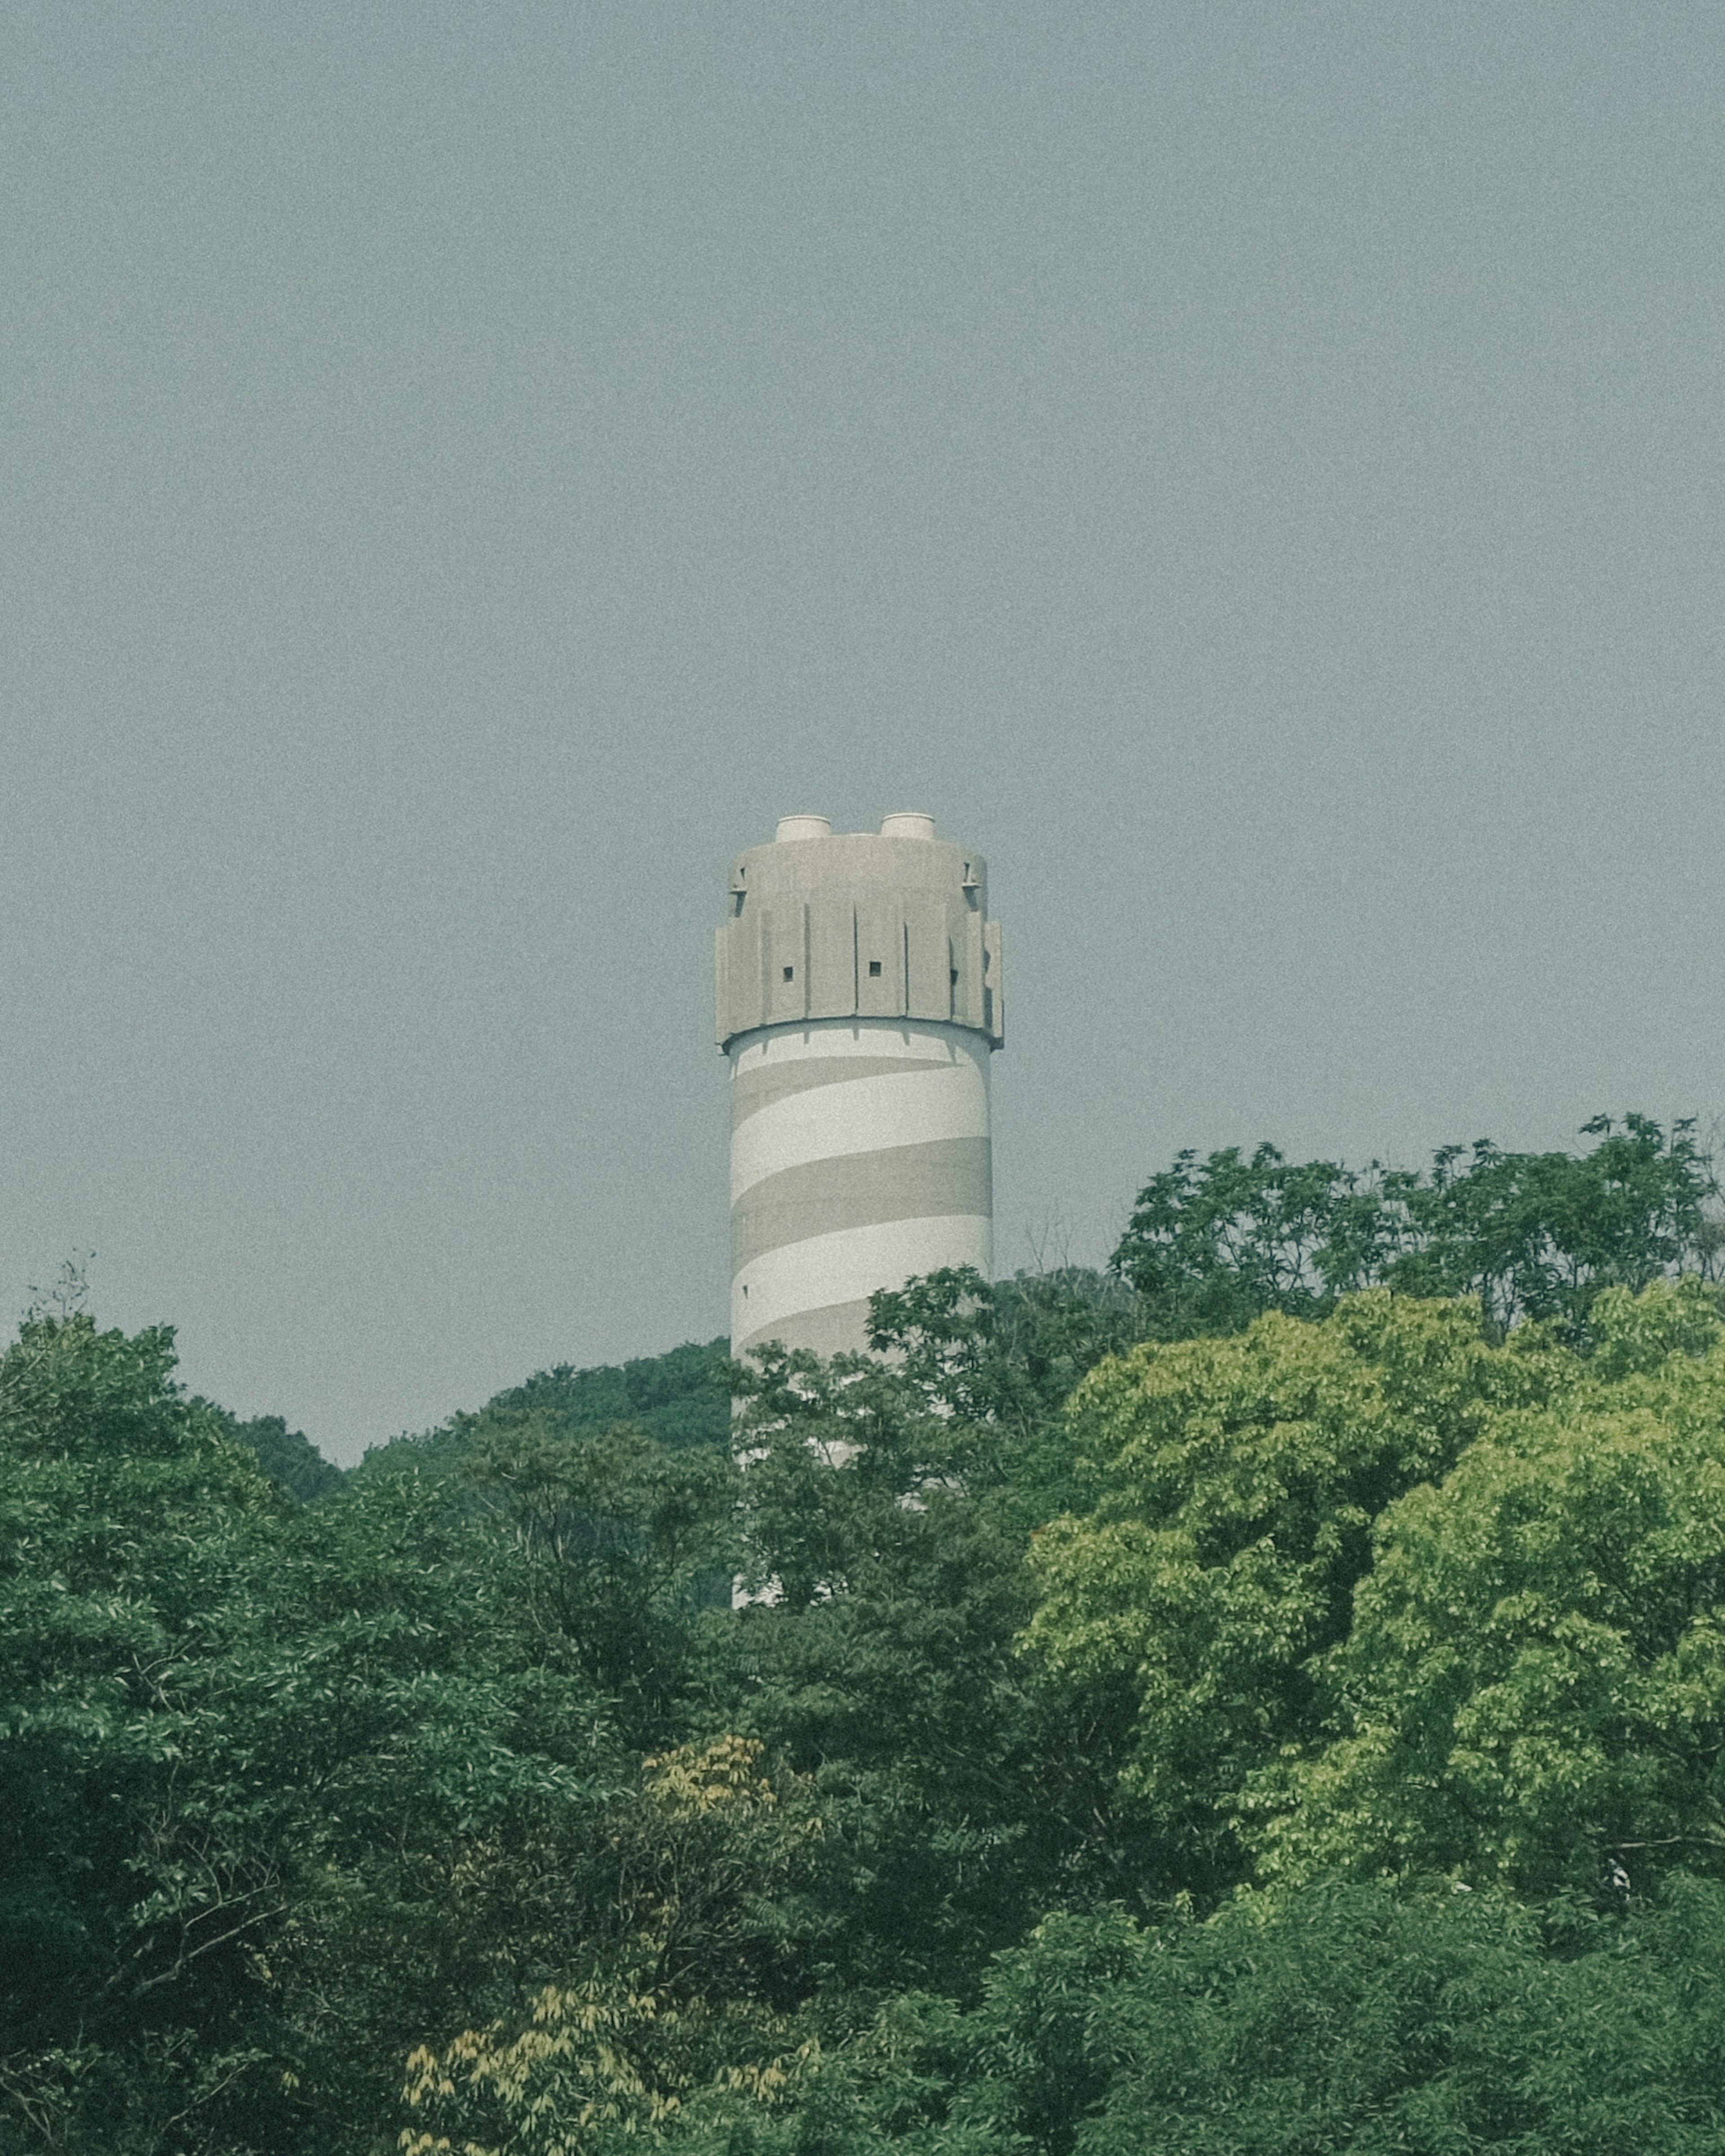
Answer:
717;813;1004;1363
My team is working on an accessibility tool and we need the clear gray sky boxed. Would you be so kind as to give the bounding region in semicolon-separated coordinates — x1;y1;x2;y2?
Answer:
4;2;1722;1462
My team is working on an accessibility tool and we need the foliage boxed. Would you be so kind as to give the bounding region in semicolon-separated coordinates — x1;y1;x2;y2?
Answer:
717;1339;1135;1991
398;1877;1725;2155
868;1267;1140;1413
398;1739;825;2156
0;1316;277;2077
13;1118;1725;2153
458;1410;738;1745
980;1877;1725;2156
1022;1291;1571;1895
208;1409;343;1504
361;1341;734;1484
0;1312;620;2154
1112;1115;1724;1343
1271;1278;1725;1894
484;1340;733;1452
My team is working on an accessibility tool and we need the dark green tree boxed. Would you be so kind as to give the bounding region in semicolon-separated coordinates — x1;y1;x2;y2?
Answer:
0;1311;623;2155
208;1409;343;1503
1111;1115;1723;1346
457;1406;739;1746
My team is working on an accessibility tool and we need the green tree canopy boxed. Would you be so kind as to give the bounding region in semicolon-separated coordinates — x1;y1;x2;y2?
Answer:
208;1408;343;1503
13;1115;1725;2154
1112;1115;1723;1343
1272;1277;1725;1895
1022;1290;1570;1896
0;1309;624;2152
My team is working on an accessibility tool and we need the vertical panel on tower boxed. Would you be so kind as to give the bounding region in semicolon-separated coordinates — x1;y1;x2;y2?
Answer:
806;891;858;1018
955;911;987;1032
763;901;809;1023
902;890;951;1021
716;909;763;1043
714;925;731;1047
855;895;906;1017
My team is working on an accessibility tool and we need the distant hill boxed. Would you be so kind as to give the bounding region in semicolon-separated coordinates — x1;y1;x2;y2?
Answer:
480;1337;732;1449
354;1336;733;1480
207;1408;345;1503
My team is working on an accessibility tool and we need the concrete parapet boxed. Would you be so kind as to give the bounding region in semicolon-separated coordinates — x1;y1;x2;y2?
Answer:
716;817;1003;1051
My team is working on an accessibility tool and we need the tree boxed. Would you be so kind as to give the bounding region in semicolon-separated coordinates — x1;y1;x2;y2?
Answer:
983;1878;1725;2156
458;1407;739;1746
1270;1278;1725;1896
863;1266;1141;1532
0;1312;281;2149
208;1409;343;1504
398;1738;829;2156
712;1340;1128;1994
17;1114;1725;2152
361;1338;735;1484
1022;1292;1572;1897
1110;1116;1723;1346
394;1875;1725;2155
0;1310;623;2155
1109;1146;1367;1334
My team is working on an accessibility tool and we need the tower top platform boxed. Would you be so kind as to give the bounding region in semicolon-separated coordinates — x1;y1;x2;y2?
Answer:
715;811;1004;1051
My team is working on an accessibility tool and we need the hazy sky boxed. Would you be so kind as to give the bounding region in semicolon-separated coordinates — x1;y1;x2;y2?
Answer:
4;2;1723;1461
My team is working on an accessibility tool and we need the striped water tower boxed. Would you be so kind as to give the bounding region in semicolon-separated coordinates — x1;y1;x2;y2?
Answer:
716;810;1004;1362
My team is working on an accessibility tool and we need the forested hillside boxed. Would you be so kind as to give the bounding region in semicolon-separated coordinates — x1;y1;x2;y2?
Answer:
9;1117;1725;2154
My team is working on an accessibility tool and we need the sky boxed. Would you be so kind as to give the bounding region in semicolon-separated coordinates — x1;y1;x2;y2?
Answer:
4;1;1724;1462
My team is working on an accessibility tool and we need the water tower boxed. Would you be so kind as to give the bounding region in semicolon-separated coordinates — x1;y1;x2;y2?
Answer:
716;811;1004;1362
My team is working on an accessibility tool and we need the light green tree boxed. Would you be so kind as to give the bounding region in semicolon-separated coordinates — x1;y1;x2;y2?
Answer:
1270;1277;1725;1893
1022;1291;1574;1894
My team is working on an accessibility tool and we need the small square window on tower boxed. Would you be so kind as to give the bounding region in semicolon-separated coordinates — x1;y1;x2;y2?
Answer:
868;959;882;977
782;965;795;981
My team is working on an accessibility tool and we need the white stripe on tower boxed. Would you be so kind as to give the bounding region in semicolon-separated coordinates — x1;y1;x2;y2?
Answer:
734;1210;993;1348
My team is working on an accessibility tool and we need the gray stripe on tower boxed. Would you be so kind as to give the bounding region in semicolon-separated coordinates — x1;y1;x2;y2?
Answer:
752;1296;876;1359
717;810;1004;1363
